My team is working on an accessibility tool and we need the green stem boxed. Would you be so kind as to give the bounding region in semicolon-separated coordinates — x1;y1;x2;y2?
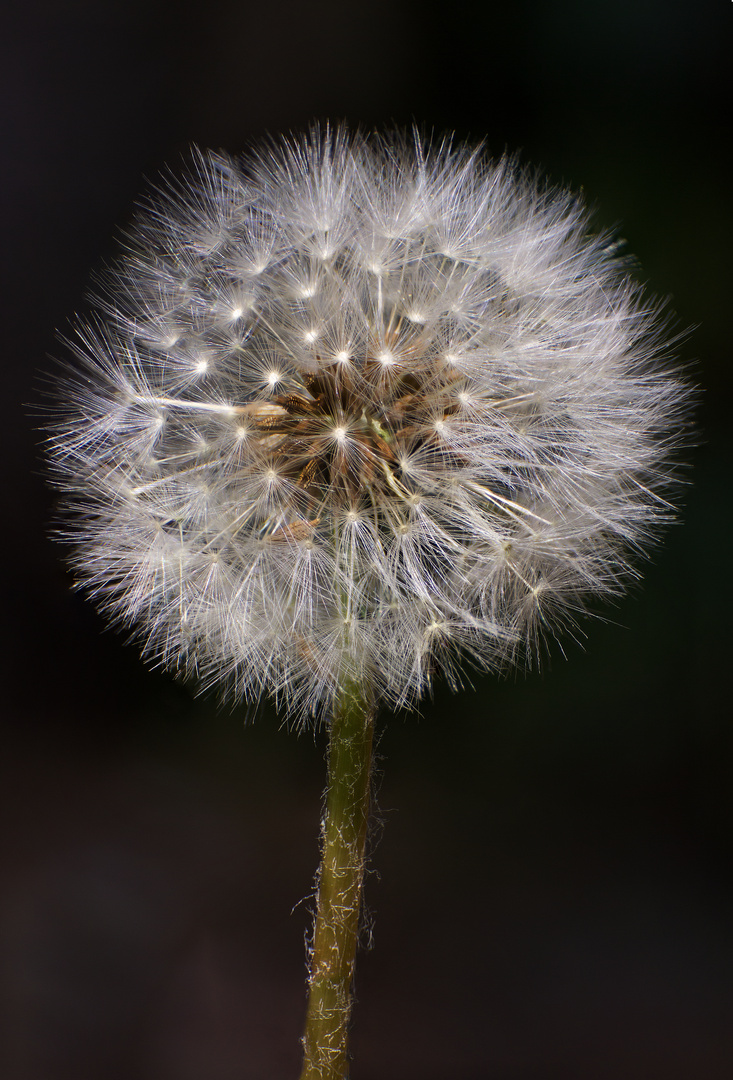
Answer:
299;679;375;1079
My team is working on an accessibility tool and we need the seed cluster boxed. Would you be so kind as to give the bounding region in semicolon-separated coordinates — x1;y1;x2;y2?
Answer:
50;127;688;720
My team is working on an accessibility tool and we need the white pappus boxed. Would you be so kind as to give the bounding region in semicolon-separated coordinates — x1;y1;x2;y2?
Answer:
48;125;690;722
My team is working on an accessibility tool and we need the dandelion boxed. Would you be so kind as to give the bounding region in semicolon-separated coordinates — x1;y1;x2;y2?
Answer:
47;125;690;1077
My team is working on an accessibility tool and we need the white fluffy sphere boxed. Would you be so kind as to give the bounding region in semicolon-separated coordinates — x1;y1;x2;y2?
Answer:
49;126;689;721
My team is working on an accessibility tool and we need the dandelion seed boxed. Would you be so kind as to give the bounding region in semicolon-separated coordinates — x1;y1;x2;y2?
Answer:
48;124;690;725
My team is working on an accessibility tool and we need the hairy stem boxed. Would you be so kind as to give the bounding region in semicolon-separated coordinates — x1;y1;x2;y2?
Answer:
299;679;375;1079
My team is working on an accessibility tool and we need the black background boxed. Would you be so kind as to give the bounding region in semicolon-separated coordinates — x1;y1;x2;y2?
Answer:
2;1;731;1077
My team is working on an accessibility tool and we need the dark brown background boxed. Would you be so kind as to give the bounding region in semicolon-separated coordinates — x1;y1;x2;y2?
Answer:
2;1;731;1077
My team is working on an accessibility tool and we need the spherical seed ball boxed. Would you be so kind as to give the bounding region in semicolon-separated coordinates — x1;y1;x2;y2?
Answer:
49;125;690;722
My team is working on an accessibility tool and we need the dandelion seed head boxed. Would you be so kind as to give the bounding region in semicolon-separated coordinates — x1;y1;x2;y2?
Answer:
48;125;691;722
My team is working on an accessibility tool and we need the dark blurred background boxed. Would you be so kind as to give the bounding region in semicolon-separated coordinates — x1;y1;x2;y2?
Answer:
2;1;731;1077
